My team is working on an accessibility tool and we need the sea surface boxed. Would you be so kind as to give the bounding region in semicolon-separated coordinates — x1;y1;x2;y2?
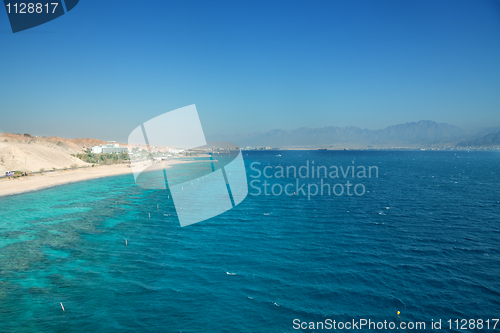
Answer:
0;151;499;332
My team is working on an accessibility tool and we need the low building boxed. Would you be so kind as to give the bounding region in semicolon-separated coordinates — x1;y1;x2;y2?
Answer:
168;148;185;155
91;143;128;154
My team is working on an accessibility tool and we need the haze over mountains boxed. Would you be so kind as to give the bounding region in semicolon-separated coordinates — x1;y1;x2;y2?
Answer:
1;120;499;174
210;120;500;148
458;131;500;147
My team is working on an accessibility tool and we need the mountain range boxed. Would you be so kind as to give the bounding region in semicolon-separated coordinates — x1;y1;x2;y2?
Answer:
457;130;500;147
209;121;500;148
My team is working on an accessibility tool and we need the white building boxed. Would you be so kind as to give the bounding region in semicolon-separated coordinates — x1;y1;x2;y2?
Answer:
168;148;185;155
91;143;128;154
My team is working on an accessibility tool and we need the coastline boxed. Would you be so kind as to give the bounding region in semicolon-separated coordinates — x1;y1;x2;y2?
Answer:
0;164;133;198
0;159;199;198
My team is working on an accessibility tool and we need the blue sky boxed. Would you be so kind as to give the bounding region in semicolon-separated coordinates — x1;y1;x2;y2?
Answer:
1;0;499;141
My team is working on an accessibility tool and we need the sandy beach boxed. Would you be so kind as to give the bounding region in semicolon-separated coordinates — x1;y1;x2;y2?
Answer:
0;164;133;197
0;159;203;197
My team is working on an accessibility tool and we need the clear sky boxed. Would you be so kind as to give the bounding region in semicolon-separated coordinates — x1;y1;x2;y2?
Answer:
1;0;499;141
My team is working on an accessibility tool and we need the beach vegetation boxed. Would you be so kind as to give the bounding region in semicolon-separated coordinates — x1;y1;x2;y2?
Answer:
74;152;129;165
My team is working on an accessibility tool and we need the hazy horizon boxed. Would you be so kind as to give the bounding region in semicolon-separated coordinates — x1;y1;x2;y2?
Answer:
2;119;499;144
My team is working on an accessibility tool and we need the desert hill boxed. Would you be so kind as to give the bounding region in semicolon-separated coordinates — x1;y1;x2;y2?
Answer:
0;133;118;175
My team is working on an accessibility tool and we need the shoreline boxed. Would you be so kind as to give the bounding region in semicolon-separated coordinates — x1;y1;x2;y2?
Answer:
0;164;133;198
0;159;200;198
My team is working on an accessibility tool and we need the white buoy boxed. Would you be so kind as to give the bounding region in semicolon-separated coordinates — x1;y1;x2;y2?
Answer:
60;302;65;312
157;204;159;210
149;213;151;218
125;239;127;246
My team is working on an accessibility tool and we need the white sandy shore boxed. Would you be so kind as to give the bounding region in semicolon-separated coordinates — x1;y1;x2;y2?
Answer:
0;164;132;197
0;159;200;197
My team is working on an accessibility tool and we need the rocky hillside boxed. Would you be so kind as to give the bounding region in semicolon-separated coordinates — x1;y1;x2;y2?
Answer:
0;133;112;175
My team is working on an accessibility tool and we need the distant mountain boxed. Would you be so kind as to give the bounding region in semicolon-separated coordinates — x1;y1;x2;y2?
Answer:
465;127;500;141
210;120;469;148
457;131;500;147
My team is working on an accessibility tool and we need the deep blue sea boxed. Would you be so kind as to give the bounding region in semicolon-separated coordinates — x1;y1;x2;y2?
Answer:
0;151;499;332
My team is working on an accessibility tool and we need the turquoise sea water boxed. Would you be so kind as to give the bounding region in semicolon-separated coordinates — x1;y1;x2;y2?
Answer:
0;151;499;332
